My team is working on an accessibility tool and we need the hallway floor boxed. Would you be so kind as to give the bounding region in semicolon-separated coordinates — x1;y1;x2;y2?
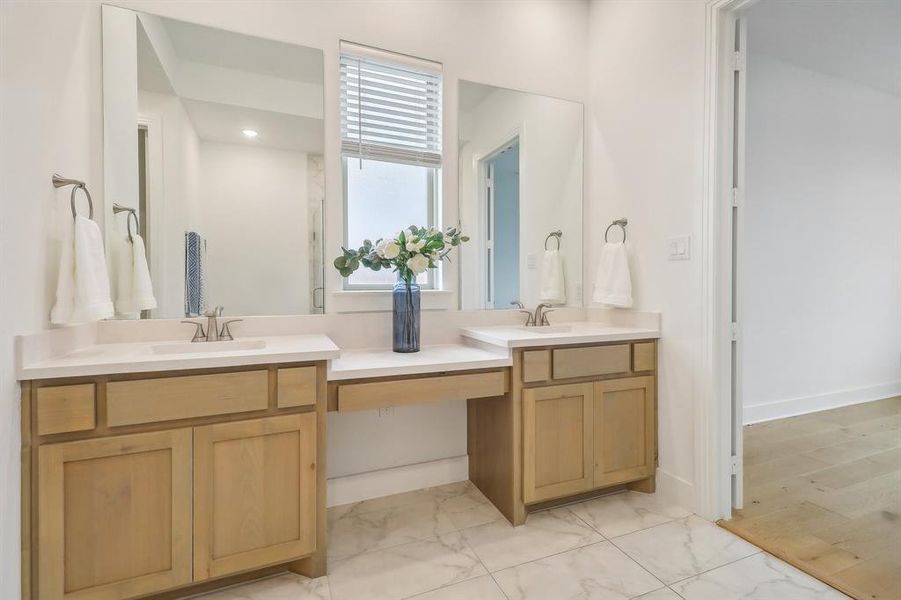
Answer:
721;396;901;600
194;482;846;600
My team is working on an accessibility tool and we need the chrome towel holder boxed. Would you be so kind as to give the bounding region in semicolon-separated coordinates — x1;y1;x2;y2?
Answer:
113;203;139;243
605;218;628;243
52;174;93;221
544;230;563;250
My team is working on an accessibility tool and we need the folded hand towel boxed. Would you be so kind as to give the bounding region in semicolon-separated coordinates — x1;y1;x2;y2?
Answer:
115;234;156;317
51;216;114;324
540;249;566;304
185;231;207;317
593;242;632;308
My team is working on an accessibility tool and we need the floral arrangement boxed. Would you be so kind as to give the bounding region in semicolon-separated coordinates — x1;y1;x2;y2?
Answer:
334;225;469;285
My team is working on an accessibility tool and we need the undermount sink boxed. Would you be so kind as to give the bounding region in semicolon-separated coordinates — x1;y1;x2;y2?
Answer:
517;325;573;334
151;339;267;355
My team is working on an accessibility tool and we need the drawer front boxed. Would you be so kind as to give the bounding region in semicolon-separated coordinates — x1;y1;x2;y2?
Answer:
338;371;507;412
522;350;551;383
107;371;269;427
633;342;656;372
36;384;96;435
552;345;631;380
277;366;318;408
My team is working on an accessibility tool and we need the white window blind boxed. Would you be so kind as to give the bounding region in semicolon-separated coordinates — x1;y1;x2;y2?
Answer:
340;44;442;168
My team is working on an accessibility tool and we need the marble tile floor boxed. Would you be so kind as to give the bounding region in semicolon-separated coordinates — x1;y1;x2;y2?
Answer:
193;482;849;600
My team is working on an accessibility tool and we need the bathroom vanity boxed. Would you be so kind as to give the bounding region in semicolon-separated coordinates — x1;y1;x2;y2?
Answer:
18;320;657;600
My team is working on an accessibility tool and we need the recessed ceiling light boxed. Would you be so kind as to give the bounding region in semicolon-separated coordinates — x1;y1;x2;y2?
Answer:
242;129;259;138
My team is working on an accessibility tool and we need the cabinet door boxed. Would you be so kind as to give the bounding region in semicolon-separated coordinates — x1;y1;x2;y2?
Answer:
37;430;193;600
522;383;594;503
193;414;317;580
594;377;656;487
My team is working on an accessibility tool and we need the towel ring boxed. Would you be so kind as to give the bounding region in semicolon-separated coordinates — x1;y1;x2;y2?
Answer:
544;230;563;251
604;218;628;243
69;184;94;221
113;203;139;243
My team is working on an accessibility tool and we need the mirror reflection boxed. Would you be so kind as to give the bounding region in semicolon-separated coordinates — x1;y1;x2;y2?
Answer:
458;81;583;310
103;9;325;318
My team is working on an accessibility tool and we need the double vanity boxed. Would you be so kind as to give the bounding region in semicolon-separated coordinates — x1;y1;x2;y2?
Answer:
18;314;659;600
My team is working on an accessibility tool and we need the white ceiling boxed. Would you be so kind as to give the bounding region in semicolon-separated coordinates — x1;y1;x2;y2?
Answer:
182;98;324;153
136;13;324;153
742;0;901;97
160;17;323;84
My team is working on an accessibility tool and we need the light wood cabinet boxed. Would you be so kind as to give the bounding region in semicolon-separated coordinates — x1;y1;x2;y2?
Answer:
193;414;317;580
594;376;656;487
37;429;193;600
522;383;594;503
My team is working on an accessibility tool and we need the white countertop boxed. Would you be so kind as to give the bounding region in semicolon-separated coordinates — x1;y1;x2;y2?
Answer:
18;335;340;380
460;322;660;348
328;343;511;381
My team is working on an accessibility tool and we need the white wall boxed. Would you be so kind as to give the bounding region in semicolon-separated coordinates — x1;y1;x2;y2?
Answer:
459;87;584;309
137;90;202;318
741;27;901;422
0;2;590;596
0;2;103;596
198;141;311;315
587;0;708;508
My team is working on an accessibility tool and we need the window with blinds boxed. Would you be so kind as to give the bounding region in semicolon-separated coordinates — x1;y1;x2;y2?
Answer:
340;46;442;167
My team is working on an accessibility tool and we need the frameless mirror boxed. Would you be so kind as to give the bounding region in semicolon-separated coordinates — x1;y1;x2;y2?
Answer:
102;7;325;318
458;81;583;310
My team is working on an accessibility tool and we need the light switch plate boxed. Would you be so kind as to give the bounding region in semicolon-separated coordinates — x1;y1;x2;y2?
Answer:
667;235;691;261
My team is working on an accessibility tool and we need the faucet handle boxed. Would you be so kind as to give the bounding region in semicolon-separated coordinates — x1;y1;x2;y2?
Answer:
204;306;223;318
219;319;242;341
518;310;535;327
510;300;525;309
181;320;206;342
540;309;556;326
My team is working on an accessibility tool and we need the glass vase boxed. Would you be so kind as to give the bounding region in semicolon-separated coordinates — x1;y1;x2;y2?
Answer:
393;277;421;353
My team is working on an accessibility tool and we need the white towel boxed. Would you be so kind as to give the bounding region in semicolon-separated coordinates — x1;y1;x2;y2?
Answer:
50;216;114;324
115;234;157;317
539;249;566;304
593;242;633;308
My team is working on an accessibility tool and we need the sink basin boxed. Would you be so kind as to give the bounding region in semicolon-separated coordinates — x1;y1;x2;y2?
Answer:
151;339;267;355
517;325;573;334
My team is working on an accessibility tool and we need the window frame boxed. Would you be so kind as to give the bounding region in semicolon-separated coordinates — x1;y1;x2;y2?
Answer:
341;156;441;290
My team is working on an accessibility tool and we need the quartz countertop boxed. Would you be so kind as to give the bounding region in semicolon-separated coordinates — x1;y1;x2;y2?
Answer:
460;322;660;348
328;343;511;381
18;334;340;380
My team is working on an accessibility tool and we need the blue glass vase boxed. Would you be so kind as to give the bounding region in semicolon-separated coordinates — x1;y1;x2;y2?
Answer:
393;277;421;353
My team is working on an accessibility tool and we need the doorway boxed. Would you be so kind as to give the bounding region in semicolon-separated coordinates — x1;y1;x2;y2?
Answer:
480;138;520;309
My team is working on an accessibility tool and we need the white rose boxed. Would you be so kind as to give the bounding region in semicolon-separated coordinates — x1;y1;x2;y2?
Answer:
375;239;389;258
382;241;401;259
407;253;430;274
403;228;413;241
406;239;425;252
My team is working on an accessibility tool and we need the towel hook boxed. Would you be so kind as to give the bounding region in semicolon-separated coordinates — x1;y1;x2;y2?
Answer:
544;230;562;251
604;218;628;243
53;174;94;221
113;203;138;243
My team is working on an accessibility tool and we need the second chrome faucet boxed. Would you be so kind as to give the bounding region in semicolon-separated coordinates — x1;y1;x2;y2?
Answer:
182;306;243;342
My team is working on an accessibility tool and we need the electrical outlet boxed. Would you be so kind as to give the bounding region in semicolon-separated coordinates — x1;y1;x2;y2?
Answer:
667;235;691;261
378;407;395;418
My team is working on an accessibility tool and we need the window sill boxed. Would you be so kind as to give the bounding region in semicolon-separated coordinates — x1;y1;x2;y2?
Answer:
329;289;455;313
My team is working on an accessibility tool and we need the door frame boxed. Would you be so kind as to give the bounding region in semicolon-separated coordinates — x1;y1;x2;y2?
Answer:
697;0;758;521
472;128;522;309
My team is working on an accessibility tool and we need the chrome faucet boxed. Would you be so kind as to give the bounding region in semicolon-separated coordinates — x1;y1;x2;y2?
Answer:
512;301;556;327
182;306;242;342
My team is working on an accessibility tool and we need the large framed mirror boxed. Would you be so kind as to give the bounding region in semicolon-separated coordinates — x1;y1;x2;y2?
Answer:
102;6;325;318
458;80;583;310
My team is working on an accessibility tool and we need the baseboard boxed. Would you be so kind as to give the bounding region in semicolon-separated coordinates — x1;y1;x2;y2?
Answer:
744;381;901;424
654;468;695;513
326;455;469;507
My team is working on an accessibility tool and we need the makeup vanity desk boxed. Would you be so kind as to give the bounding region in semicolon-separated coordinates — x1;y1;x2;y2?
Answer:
18;322;658;600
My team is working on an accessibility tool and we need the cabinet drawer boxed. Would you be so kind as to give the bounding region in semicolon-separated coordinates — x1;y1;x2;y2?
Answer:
107;371;269;427
36;384;96;435
277;367;318;408
633;342;656;372
338;371;507;412
522;350;551;383
552;345;631;380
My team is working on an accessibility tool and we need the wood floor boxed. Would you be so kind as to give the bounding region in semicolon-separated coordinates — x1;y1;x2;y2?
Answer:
721;396;901;600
